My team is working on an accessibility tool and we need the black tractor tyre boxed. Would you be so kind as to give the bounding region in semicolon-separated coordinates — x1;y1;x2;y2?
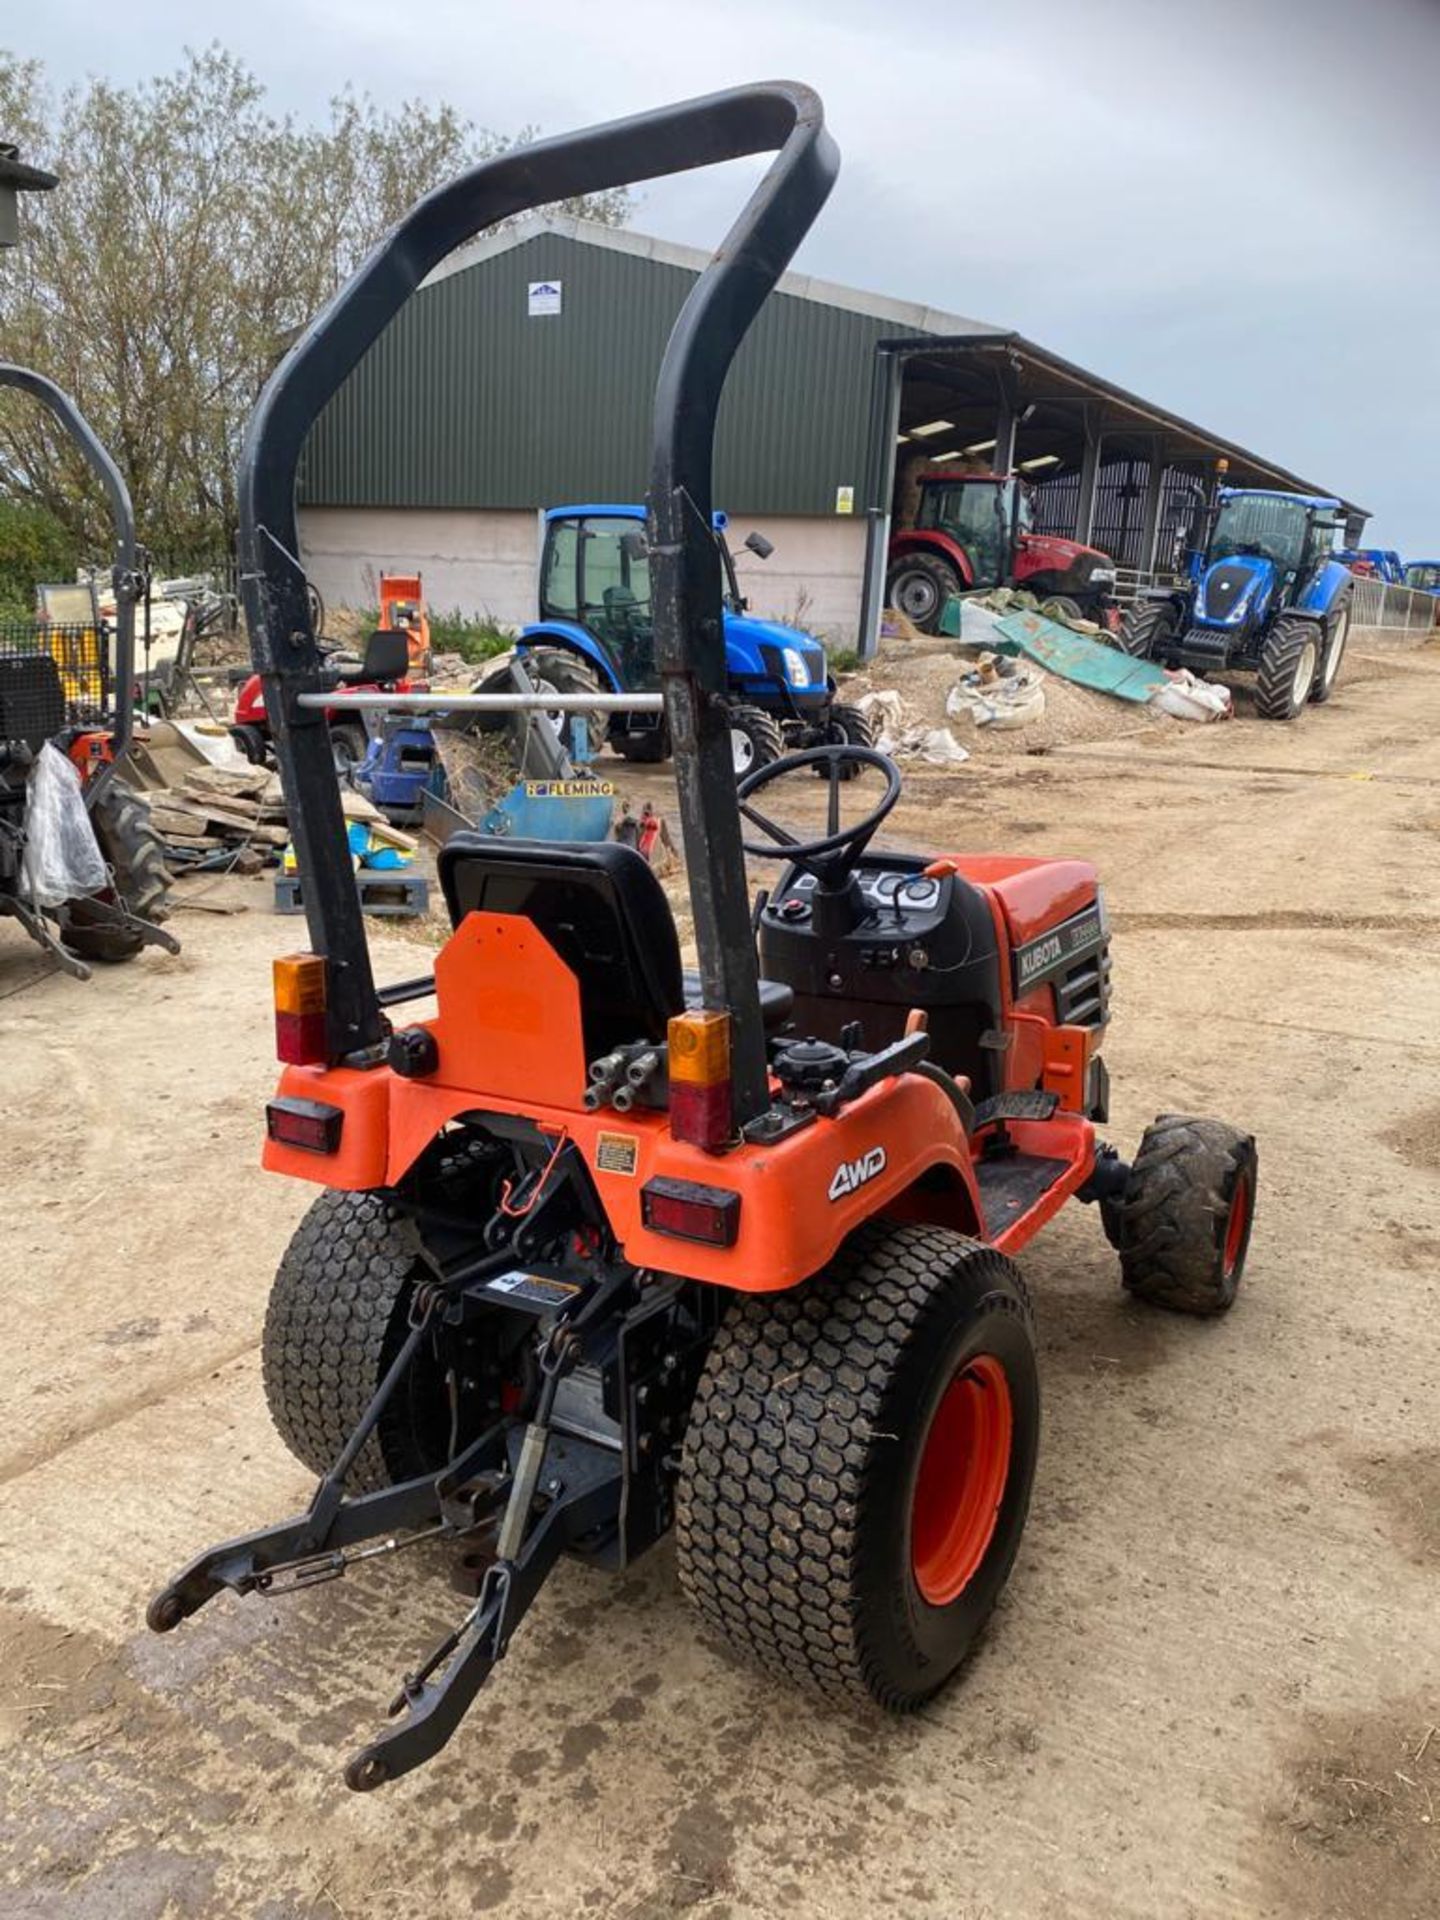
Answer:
516;648;609;762
230;723;269;766
1038;595;1084;624
885;555;963;635
612;721;672;764
327;720;368;780
726;704;785;779
92;783;171;922
1114;1115;1258;1316
676;1223;1040;1710
1309;596;1351;706
817;700;876;781
1254;616;1320;721
262;1190;456;1491
1118;601;1178;659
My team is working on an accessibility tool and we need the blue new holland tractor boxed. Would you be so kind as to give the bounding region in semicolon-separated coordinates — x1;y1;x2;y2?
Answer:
475;505;872;774
1120;489;1353;720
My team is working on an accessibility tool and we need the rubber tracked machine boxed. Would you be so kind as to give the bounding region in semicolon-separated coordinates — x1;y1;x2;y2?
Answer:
150;85;1257;1791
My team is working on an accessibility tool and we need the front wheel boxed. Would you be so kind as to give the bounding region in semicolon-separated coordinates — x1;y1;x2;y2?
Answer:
1118;601;1178;659
1254;616;1319;720
676;1224;1040;1709
1309;598;1350;705
1114;1115;1257;1315
817;701;876;781
885;555;962;634
726;704;785;778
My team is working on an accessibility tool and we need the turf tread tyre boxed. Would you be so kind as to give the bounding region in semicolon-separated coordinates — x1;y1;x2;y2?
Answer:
726;704;785;776
1254;616;1319;721
1115;1114;1257;1315
676;1223;1038;1710
262;1190;433;1491
1118;602;1177;659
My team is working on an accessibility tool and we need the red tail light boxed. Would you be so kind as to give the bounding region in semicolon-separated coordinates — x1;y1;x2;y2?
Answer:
266;1097;343;1154
274;953;328;1065
641;1177;740;1247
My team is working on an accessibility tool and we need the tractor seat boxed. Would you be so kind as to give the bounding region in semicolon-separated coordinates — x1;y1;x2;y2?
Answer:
437;836;792;1061
683;969;793;1029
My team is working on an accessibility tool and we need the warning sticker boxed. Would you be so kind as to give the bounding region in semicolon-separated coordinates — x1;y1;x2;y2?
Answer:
486;1270;582;1308
595;1131;639;1176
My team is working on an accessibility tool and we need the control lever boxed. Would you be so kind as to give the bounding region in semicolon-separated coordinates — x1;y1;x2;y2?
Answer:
811;1031;930;1118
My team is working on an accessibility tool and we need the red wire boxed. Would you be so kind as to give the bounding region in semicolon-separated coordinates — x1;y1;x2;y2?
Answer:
499;1127;570;1218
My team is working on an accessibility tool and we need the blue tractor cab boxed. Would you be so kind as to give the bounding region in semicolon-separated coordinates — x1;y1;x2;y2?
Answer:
1339;547;1405;585
1120;488;1354;720
477;504;872;774
1403;560;1440;602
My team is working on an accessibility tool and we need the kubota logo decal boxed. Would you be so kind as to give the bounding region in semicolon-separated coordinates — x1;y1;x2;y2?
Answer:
829;1146;887;1201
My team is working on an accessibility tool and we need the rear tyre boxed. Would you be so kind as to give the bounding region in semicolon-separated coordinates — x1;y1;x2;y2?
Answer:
676;1224;1040;1709
612;722;672;764
1254;616;1319;720
885;555;962;635
1118;601;1178;659
726;704;785;778
1115;1115;1258;1316
64;784;172;960
262;1190;455;1490
1309;597;1351;705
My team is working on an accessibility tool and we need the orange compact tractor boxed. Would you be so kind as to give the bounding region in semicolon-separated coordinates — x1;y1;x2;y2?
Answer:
150;85;1257;1791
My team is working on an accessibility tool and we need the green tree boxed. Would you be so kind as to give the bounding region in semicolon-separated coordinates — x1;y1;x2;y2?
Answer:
0;46;627;570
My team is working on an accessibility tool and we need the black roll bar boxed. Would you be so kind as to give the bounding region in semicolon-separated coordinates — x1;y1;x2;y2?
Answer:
238;83;837;1115
0;363;138;774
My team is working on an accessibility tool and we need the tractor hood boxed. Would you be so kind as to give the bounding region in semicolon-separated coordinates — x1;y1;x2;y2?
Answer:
1195;554;1276;629
724;610;828;688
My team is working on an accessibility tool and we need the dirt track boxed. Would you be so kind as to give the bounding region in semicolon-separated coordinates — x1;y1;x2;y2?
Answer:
2;638;1438;1920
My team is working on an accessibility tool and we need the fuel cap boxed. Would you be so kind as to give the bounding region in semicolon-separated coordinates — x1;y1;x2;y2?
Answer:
772;1036;850;1092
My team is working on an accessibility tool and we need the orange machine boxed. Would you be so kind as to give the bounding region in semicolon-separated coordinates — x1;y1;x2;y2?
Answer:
150;84;1257;1796
378;572;431;677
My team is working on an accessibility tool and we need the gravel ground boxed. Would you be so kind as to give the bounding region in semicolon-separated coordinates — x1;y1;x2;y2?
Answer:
0;638;1437;1919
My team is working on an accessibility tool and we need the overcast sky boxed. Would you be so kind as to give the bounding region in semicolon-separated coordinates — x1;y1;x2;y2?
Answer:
14;0;1440;550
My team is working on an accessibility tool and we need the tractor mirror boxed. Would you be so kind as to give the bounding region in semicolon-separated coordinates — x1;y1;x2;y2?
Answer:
744;531;775;560
358;628;410;684
620;532;648;563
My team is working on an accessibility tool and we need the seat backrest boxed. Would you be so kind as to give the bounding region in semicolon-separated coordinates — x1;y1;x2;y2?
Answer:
437;837;684;1057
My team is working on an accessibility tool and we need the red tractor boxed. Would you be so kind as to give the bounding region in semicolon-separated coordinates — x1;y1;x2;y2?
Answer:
887;470;1117;633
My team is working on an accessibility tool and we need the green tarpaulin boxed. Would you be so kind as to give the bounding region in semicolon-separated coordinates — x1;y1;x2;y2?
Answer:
993;611;1169;703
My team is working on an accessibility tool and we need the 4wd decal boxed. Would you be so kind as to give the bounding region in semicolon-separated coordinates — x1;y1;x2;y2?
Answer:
1013;902;1106;996
829;1146;887;1202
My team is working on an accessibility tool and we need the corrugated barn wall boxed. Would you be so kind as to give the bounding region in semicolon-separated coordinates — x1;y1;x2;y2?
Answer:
299;232;922;517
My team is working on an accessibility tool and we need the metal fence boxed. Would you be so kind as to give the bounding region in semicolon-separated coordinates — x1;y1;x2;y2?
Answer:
0;621;110;726
1347;577;1438;634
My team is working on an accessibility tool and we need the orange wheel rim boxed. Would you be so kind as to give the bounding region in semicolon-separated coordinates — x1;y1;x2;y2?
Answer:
911;1353;1013;1608
1223;1177;1251;1278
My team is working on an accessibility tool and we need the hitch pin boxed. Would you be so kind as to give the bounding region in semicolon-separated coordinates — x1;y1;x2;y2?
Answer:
256;1523;447;1595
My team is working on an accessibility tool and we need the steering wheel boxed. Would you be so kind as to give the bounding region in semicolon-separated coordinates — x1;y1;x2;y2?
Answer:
736;744;901;883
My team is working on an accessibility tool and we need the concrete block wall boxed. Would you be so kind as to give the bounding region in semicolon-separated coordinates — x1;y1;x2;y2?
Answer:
299;507;868;647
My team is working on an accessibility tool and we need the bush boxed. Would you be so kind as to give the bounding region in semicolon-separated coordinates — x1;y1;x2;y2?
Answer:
0;499;78;614
428;609;514;664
